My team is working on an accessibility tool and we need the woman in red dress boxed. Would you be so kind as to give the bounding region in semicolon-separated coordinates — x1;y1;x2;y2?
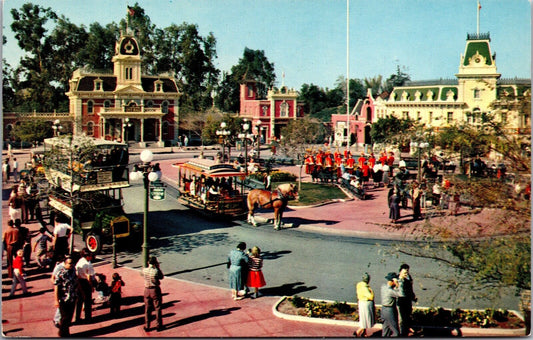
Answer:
247;246;266;299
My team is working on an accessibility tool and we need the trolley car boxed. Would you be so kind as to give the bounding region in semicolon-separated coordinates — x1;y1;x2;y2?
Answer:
173;159;247;218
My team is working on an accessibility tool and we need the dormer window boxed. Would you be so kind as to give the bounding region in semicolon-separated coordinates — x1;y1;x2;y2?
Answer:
94;79;103;91
155;80;163;93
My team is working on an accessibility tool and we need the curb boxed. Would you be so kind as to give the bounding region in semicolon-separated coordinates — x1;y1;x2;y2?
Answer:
272;297;527;337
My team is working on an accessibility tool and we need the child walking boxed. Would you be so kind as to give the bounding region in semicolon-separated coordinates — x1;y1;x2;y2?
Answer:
10;249;29;297
246;246;266;299
109;273;125;317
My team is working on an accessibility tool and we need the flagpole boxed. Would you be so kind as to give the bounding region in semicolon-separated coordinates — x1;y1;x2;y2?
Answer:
346;0;350;151
477;1;480;35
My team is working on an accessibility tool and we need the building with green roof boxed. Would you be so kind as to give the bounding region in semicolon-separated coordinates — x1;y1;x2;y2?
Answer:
376;32;530;136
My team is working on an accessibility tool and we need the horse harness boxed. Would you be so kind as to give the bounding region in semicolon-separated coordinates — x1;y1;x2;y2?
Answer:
259;188;290;208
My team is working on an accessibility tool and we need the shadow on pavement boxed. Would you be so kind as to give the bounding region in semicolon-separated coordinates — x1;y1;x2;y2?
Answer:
281;217;339;227
166;307;241;329
73;300;178;337
261;281;317;297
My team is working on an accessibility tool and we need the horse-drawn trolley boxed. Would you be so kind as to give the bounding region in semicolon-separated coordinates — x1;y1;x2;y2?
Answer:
173;159;248;218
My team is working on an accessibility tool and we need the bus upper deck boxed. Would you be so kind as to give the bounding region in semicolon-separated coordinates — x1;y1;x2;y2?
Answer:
43;136;129;192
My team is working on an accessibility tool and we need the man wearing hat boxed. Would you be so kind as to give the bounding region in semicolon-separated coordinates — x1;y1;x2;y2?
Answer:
141;256;165;332
380;272;402;337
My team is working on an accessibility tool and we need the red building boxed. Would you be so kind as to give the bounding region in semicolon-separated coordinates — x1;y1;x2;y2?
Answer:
239;80;305;144
331;89;376;149
65;31;181;146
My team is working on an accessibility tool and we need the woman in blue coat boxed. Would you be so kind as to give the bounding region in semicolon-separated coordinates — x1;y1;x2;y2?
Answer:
228;242;249;300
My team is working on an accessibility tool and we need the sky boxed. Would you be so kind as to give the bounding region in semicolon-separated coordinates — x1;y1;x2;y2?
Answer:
1;0;531;90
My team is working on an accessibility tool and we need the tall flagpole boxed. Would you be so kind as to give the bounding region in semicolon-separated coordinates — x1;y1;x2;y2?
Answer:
346;0;350;151
477;1;481;35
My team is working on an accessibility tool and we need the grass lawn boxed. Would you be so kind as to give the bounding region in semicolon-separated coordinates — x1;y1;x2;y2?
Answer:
275;181;348;206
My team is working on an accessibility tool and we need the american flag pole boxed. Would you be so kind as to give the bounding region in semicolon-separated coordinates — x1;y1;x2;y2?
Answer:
477;1;481;35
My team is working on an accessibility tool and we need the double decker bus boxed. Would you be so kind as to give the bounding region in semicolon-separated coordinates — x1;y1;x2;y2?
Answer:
43;136;139;253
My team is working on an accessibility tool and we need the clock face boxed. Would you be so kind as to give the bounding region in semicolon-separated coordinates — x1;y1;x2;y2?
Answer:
120;37;139;55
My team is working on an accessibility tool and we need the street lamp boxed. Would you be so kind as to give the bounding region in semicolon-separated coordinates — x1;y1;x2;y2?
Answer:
255;120;262;160
216;122;230;162
129;149;161;268
124;118;132;143
410;141;430;180
53;119;63;136
238;120;254;174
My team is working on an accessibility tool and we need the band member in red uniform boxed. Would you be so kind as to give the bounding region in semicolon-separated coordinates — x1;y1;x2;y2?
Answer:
345;155;355;174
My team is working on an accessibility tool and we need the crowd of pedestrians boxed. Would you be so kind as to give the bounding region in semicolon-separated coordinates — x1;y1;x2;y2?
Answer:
354;263;417;337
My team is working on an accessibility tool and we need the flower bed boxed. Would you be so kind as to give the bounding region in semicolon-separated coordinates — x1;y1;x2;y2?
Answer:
278;296;525;330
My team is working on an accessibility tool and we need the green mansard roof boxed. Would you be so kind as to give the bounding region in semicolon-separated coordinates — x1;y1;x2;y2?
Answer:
463;33;493;66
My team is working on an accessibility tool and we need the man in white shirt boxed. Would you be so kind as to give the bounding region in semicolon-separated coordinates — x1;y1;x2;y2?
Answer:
53;216;73;263
12;158;18;182
75;249;95;323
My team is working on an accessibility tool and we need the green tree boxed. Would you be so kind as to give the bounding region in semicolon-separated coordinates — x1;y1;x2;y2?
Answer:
384;65;410;93
48;16;89;106
79;22;120;71
11;120;53;145
298;83;328;115
364;75;384;97
370;115;415;145
279;117;326;159
10;3;63;112
216;48;276;112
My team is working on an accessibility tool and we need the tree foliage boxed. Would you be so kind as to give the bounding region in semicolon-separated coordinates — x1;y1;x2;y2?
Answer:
6;2;219;115
279;117;326;159
214;48;276;113
370;115;416;145
11;120;54;145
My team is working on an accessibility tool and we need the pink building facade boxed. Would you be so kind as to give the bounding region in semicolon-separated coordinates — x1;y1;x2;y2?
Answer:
331;89;376;149
239;80;305;144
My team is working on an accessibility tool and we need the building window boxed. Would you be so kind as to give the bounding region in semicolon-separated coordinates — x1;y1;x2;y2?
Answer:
145;100;154;108
162;121;169;137
501;112;507;123
402;111;409;119
248;85;254;98
125;67;133;80
87;122;94;136
280;102;289;117
447;112;454;123
262;106;268;116
162;101;169;114
104;100;111;108
87;100;94;114
429;112;433;123
95;82;101;91
417;111;421;121
473;89;480;99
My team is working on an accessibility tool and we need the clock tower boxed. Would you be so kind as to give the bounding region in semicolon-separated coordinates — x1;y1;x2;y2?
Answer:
456;32;501;109
112;32;143;92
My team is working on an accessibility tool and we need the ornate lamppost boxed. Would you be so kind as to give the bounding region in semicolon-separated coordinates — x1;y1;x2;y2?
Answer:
124;118;132;143
255;120;262;161
238;119;254;174
52;119;63;136
410;141;430;181
216;122;230;163
129;149;161;267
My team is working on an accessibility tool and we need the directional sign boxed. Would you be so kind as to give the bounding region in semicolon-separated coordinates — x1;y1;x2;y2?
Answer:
150;180;166;200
